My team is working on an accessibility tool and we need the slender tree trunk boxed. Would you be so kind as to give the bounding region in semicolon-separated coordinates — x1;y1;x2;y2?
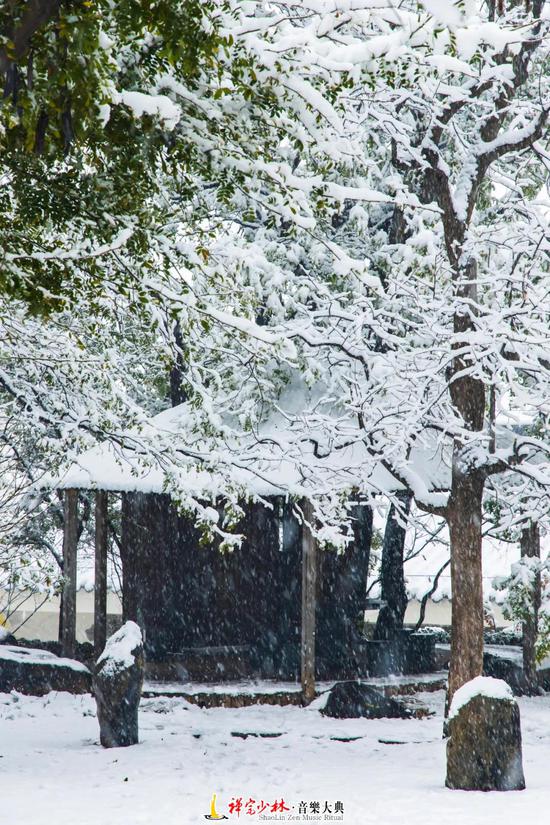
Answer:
374;491;411;641
521;521;541;694
301;498;317;704
447;468;485;703
413;558;450;633
61;488;78;659
94;490;109;658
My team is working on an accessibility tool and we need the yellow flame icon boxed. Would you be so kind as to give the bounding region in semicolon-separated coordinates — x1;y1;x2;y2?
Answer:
204;793;228;820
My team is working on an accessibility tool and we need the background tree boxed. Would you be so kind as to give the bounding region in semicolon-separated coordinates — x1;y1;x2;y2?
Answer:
250;0;550;704
374;492;412;641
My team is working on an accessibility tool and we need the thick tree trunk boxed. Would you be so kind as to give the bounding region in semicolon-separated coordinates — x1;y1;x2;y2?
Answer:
445;253;486;706
447;468;485;704
374;492;411;641
521;521;541;694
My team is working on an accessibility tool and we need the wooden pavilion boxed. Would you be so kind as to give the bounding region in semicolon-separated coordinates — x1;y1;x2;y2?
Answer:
52;404;448;693
61;486;371;695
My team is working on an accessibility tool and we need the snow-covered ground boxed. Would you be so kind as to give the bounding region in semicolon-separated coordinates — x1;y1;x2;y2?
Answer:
2;688;550;824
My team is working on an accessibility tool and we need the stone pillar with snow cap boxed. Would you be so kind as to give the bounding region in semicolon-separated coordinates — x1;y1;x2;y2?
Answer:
93;621;144;748
446;676;525;791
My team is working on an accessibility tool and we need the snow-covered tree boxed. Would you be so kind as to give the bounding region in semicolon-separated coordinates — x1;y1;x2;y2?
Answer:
0;2;410;544
188;1;550;704
1;3;549;729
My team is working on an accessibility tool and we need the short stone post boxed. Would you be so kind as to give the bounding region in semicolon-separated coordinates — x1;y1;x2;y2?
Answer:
93;621;144;748
446;676;525;791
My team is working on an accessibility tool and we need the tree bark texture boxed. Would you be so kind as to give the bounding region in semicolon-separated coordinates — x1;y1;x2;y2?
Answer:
446;255;487;704
447;467;485;703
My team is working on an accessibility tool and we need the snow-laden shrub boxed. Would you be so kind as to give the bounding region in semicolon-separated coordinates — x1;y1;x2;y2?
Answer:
413;625;449;643
484;628;522;647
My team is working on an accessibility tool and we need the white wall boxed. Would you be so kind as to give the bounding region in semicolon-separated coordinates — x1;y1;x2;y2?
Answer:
365;597;512;629
3;589;122;643
3;591;511;644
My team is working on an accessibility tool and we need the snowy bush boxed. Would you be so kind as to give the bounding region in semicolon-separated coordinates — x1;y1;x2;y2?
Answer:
484;628;522;647
413;626;449;643
493;559;550;663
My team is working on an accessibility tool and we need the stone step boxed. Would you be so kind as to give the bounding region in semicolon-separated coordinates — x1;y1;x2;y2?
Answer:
142;672;448;707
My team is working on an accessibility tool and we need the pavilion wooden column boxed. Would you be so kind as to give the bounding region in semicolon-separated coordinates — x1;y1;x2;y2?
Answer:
61;488;78;659
301;497;317;704
94;490;109;658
